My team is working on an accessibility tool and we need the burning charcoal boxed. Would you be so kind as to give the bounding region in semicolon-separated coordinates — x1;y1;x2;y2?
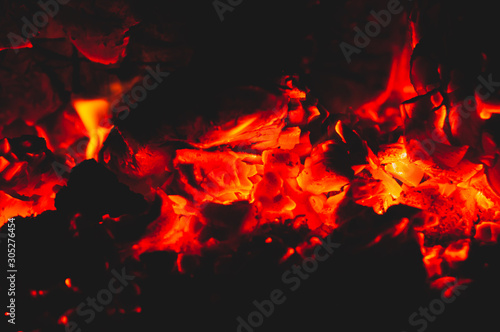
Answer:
262;149;301;178
99;128;175;194
4;2;500;331
396;183;477;247
252;171;296;221
55;159;147;219
384;160;424;187
0;136;60;225
174;149;258;204
296;141;352;195
194;87;289;151
474;222;500;243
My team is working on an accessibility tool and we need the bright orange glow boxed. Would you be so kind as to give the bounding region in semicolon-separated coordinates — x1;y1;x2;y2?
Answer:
430;277;473;299
123;72;500;281
335;121;346;143
176;254;185;274
443;239;470;264
475;222;500;242
58;315;68;325
310;237;322;246
307;106;320;123
194;107;287;150
0;39;33;52
385;160;424;187
3;57;499;290
423;246;444;278
280;248;295;263
73;99;112;160
476;96;500;119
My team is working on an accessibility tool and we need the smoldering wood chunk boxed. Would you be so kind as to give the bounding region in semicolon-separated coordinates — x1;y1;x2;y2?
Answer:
0;135;55;191
55;159;147;218
0;54;63;128
98;129;182;196
7;135;54;167
297;141;353;195
57;0;138;64
0;1;43;50
199;201;251;242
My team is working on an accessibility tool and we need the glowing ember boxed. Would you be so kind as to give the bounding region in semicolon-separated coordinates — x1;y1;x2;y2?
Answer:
113;66;500;290
2;37;500;307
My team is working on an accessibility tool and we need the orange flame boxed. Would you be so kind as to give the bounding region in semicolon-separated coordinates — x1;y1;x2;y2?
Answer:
73;99;112;160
